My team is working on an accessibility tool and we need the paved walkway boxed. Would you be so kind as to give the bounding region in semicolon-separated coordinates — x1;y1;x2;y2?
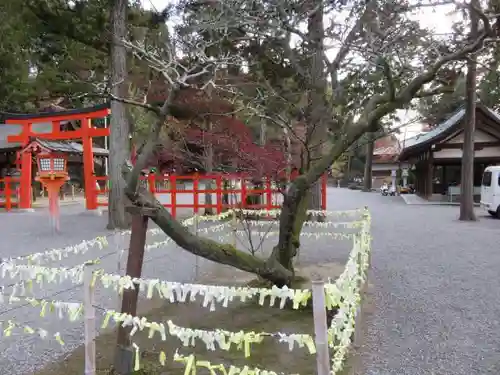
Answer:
400;193;482;207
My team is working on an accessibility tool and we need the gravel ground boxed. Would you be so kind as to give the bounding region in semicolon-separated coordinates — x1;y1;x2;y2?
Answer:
2;188;499;375
329;189;500;375
0;200;355;374
0;206;205;374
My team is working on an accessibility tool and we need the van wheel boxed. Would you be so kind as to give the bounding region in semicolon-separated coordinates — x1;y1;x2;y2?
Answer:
497;206;500;219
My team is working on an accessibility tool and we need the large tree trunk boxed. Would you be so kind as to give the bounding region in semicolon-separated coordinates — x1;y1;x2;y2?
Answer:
306;0;327;212
108;0;131;229
119;0;492;288
363;134;374;191
459;0;478;221
270;192;309;272
204;118;214;215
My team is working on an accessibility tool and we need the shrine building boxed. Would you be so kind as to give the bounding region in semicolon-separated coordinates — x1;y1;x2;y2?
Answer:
0;104;110;211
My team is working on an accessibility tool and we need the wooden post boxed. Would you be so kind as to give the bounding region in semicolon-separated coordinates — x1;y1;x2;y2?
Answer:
148;173;156;197
5;177;11;212
241;177;247;208
170;175;177;219
114;206;155;375
193;172;199;215
215;175;223;214
265;177;272;212
193;213;199;280
231;209;237;248
425;150;434;199
81;117;97;210
321;173;327;210
19;151;33;209
83;266;96;375
312;280;330;375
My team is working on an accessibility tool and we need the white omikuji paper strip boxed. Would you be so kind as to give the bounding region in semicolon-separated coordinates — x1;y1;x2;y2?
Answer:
101;309;318;357
97;272;312;310
2;208;363;268
327;211;371;374
5;237;108;265
169;351;300;375
218;231;357;243
0;318;65;346
0;207;371;374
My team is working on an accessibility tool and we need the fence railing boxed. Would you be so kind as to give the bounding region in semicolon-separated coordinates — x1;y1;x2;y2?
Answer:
0;177;20;211
0;207;371;375
93;173;328;218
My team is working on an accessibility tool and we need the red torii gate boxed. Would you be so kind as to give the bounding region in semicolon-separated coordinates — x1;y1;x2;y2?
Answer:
4;104;110;210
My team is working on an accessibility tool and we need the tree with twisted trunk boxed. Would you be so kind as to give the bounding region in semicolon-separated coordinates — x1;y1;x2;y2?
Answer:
25;0;500;286
114;0;497;287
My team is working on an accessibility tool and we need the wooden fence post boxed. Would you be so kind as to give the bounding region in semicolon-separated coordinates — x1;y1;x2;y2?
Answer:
170;176;177;219
114;206;155;375
83;266;96;375
193;213;199;280
321;173;327;211
148;173;156;197
241;177;247;208
193;172;199;215
231;209;237;248
312;280;330;375
215;175;223;214
265;177;272;212
5;177;11;212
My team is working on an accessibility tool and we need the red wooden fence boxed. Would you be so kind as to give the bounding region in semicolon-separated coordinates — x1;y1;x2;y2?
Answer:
0;177;20;211
93;173;328;218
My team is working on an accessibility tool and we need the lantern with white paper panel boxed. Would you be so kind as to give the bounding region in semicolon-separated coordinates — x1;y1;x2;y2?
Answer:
35;152;69;233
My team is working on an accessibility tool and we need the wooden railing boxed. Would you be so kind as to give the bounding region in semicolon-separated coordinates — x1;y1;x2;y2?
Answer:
93;173;328;218
0;177;20;211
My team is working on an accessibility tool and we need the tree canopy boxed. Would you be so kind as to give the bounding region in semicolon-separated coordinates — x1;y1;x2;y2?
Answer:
1;0;499;284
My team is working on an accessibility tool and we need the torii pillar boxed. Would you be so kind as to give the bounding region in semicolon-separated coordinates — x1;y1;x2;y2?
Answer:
5;105;110;210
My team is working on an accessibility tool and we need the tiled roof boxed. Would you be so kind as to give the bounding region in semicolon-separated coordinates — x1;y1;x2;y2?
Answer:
1;103;109;121
373;135;401;163
374;145;400;155
401;104;500;154
402;108;465;150
32;139;108;156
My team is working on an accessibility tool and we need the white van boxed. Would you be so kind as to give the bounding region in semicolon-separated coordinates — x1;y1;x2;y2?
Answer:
480;166;500;218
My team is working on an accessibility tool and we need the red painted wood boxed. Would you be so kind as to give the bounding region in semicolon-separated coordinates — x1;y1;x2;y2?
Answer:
193;172;199;214
241;177;247;208
4;108;110;211
4;177;11;211
86;173;327;213
19;153;32;209
265;178;273;212
0;177;21;211
148;174;156;196
215;175;223;214
4;108;109;124
170;175;177;219
81;118;97;210
321;173;327;210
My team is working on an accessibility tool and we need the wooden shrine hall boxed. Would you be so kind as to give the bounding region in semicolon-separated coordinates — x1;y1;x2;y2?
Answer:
0;104;110;210
399;104;500;202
